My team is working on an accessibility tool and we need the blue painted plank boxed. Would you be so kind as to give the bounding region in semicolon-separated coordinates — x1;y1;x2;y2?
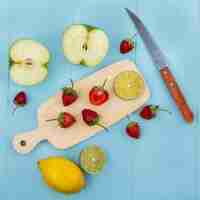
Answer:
0;0;199;199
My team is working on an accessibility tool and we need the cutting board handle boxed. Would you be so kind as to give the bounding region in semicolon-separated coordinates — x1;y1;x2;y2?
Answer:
13;129;48;154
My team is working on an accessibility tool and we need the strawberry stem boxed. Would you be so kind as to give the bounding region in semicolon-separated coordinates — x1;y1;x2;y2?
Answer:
12;106;19;115
70;79;74;89
46;118;57;122
126;114;131;121
96;123;109;132
159;108;172;115
102;78;108;89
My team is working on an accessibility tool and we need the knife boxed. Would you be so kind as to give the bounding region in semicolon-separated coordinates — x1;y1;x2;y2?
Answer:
125;8;194;123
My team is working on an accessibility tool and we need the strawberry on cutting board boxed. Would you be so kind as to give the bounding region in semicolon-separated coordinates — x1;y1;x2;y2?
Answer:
82;109;108;131
62;80;78;106
46;112;76;128
89;79;109;106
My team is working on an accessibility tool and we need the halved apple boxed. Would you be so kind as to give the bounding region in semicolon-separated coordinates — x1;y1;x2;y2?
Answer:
63;24;109;67
9;39;50;86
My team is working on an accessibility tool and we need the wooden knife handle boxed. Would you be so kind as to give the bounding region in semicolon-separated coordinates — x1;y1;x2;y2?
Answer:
160;67;194;123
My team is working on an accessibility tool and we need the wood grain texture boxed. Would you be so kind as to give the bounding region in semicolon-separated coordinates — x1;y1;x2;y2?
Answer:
160;67;194;123
13;60;150;154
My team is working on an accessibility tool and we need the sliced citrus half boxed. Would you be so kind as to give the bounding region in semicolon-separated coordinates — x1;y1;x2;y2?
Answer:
80;145;106;175
113;70;145;100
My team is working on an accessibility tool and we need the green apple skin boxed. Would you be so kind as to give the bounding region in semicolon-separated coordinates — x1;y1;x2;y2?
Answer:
63;24;109;67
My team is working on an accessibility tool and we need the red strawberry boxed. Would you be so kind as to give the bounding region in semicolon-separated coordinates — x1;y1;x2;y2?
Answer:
140;105;171;120
126;122;140;139
62;79;78;106
13;91;27;114
89;79;109;106
120;39;134;54
82;109;108;131
46;112;76;128
14;91;27;106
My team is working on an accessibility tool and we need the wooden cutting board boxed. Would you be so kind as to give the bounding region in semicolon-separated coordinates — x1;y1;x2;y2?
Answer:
13;60;150;154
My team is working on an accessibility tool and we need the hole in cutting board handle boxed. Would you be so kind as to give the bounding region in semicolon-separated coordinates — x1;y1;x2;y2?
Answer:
20;140;27;146
12;129;47;154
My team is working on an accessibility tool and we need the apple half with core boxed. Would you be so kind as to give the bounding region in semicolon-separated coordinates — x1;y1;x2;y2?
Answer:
9;39;50;86
63;24;109;67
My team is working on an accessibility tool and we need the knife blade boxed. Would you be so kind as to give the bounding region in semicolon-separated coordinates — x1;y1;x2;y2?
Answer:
125;8;194;123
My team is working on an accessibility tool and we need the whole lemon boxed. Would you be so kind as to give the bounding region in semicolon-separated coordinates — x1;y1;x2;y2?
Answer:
38;156;86;194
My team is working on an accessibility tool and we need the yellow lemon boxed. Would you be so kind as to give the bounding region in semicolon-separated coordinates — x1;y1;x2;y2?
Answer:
114;70;145;100
38;156;86;194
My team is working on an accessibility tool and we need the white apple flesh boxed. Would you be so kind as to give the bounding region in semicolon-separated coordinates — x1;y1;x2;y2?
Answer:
10;39;50;86
63;24;109;67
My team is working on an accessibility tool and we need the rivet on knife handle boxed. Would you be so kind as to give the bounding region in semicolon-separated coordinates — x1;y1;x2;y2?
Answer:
160;67;194;123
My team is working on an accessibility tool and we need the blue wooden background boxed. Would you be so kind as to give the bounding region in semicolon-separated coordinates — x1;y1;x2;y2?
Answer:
0;0;199;199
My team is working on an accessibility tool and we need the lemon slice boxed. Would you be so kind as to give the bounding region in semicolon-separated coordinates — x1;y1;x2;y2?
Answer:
113;70;145;100
80;145;106;175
